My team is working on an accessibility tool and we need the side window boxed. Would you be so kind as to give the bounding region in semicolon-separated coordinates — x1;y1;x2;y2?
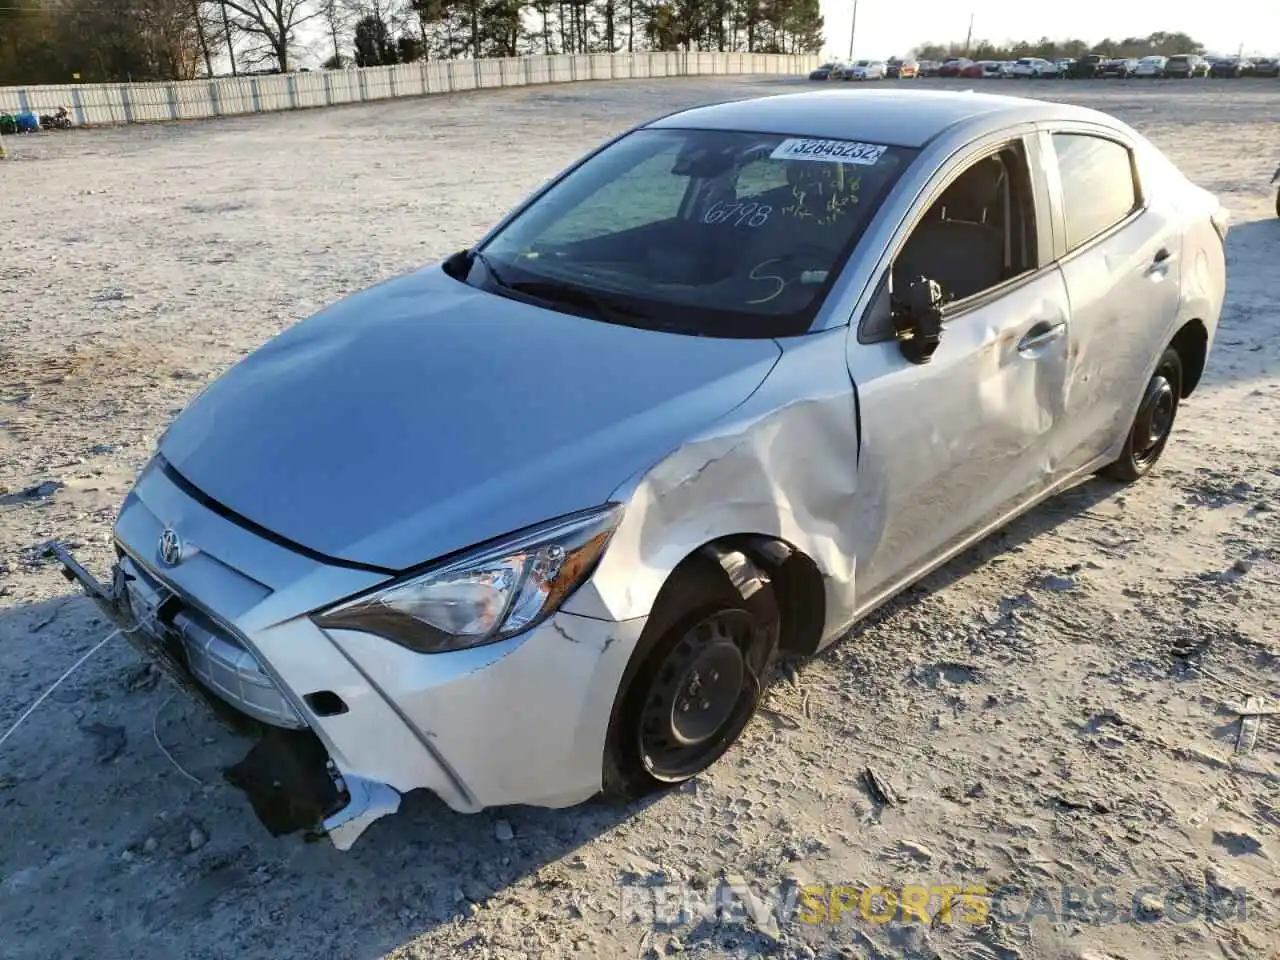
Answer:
886;141;1037;315
1051;133;1139;251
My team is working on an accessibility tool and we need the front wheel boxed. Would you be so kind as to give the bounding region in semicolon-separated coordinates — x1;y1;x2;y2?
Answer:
603;554;780;799
1101;347;1183;482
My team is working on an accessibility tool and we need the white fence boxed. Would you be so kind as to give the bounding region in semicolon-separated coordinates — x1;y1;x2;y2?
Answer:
0;52;816;127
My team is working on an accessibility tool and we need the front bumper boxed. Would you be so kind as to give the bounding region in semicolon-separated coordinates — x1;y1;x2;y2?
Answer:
50;464;645;849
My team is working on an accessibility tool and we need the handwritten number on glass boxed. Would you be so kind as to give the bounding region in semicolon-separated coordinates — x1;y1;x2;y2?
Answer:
703;200;772;228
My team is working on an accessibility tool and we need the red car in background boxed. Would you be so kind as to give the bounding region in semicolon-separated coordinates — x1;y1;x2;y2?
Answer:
938;58;973;77
960;61;986;78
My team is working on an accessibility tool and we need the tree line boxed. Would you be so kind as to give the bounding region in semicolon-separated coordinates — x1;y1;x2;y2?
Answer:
0;0;822;84
911;31;1207;64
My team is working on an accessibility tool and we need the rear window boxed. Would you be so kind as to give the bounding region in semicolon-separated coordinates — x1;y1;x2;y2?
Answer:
1168;56;1189;64
1052;134;1140;251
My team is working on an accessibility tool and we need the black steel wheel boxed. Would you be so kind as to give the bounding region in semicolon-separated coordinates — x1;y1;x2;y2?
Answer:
1101;347;1183;482
603;551;780;799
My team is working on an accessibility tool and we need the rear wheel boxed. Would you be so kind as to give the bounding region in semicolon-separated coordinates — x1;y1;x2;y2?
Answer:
603;553;780;799
1101;347;1183;482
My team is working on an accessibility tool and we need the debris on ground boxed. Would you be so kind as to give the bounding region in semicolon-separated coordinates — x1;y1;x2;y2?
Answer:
80;722;126;764
862;766;899;807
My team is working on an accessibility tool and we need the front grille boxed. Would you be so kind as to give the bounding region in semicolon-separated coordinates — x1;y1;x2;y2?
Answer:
121;556;305;729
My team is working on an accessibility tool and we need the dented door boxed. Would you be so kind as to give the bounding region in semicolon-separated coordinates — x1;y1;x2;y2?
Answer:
844;268;1072;612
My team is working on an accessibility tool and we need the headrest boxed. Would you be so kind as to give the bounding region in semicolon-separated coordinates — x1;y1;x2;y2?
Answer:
941;156;1005;223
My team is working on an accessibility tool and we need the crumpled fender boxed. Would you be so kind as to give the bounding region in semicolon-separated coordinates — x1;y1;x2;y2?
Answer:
563;328;863;644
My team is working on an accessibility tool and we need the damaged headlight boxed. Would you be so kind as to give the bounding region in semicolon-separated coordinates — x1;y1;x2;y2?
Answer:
313;504;623;653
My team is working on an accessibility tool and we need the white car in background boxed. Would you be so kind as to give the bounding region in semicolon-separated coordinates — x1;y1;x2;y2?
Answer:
844;60;886;80
980;61;1003;78
1135;56;1168;78
1010;57;1055;78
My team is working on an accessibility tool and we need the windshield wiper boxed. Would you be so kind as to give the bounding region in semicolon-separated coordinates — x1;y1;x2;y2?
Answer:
507;278;651;327
474;261;700;335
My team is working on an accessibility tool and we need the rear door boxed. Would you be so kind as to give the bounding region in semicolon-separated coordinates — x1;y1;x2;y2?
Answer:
1039;126;1183;477
843;131;1072;609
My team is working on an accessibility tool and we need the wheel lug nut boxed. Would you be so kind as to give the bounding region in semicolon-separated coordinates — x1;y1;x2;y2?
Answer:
679;702;690;712
700;700;710;711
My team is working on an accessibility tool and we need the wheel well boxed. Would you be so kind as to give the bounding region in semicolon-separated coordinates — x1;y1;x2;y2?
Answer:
1170;320;1208;397
716;536;826;658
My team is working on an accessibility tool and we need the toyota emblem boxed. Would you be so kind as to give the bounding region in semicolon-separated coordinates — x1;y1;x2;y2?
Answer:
158;527;184;567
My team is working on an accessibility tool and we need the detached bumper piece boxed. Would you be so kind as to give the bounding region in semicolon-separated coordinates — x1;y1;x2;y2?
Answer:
48;542;398;849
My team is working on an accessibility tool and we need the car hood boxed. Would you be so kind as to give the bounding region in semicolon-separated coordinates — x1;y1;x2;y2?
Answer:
159;266;781;571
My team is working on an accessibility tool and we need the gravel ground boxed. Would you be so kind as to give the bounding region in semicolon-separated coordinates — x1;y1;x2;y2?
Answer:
1;76;1277;960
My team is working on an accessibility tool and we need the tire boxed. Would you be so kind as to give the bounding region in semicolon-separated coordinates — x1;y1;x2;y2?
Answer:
1101;347;1183;482
1274;188;1279;219
602;552;781;800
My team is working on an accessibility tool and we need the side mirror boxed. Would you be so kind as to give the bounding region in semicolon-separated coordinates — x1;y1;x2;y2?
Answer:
892;276;945;364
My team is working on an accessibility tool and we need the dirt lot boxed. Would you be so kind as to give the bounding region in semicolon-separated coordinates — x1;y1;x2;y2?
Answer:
1;76;1277;960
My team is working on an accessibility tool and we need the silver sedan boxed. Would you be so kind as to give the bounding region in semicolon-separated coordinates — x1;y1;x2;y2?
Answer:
57;88;1227;848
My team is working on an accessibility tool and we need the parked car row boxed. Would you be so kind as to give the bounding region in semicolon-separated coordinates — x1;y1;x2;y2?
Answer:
809;58;919;81
811;53;1280;82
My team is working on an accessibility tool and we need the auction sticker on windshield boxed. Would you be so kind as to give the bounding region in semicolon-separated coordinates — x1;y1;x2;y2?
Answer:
770;138;887;166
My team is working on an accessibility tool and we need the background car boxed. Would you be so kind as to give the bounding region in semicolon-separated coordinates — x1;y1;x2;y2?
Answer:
980;61;1004;79
844;60;886;80
1102;57;1139;78
809;61;845;80
1134;55;1167;78
1067;53;1109;79
1210;57;1252;77
1251;56;1280;78
1163;54;1206;79
886;58;919;78
938;57;972;77
917;59;941;76
1010;57;1055;78
960;61;986;78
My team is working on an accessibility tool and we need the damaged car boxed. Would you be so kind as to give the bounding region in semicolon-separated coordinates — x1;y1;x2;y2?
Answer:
55;88;1228;849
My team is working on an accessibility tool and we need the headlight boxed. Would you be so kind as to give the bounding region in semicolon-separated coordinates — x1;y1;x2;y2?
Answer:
313;504;623;654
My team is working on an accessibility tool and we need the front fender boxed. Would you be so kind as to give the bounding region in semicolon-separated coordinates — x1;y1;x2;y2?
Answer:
563;330;863;643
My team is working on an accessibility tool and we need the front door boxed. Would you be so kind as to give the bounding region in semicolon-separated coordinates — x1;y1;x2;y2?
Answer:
842;137;1072;611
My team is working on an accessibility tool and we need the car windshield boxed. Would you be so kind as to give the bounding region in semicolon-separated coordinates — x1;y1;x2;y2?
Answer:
466;128;917;338
1168;56;1189;63
855;60;870;66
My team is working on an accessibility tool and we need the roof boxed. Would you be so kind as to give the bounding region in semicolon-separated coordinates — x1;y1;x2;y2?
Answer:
646;88;1082;149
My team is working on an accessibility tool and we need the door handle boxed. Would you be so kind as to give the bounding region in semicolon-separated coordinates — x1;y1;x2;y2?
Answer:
1017;321;1066;354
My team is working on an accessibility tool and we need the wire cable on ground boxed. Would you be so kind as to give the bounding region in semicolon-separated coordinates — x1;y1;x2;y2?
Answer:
152;691;204;786
0;626;130;750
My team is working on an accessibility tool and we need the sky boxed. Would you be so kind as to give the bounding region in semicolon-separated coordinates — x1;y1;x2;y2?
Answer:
818;0;1280;60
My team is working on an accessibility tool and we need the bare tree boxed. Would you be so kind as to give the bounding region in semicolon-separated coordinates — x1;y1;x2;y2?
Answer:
219;0;321;70
319;0;351;64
